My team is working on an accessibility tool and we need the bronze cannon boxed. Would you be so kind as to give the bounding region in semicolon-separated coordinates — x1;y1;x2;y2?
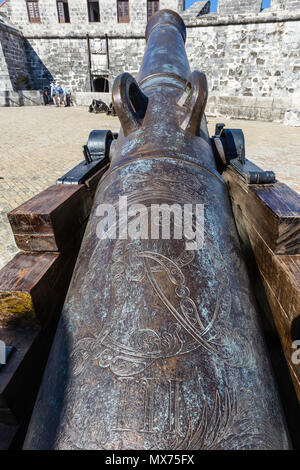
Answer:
24;10;290;450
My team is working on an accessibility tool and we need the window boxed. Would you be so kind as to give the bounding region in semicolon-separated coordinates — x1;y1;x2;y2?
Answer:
147;0;159;19
117;0;129;23
57;1;70;23
88;1;100;22
26;1;41;23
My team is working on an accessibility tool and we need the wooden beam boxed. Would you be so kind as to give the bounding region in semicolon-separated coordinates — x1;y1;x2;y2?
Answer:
224;167;300;402
7;166;107;252
233;209;300;322
0;231;81;329
223;167;300;255
0;167;108;448
261;275;300;403
0;423;19;450
0;321;63;433
0;328;40;424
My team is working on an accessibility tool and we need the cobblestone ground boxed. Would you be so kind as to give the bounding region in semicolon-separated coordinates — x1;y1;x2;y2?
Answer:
0;106;299;270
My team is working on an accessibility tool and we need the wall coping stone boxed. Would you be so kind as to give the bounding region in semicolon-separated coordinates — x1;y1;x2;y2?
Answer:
0;20;23;39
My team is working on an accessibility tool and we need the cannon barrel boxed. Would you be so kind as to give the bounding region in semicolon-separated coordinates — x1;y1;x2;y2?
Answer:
24;10;290;450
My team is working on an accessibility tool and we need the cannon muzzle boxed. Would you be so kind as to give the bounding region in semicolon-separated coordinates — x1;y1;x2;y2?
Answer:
24;10;290;450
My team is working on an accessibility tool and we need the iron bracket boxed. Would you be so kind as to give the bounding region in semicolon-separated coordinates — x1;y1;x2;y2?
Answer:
211;123;276;184
57;130;115;185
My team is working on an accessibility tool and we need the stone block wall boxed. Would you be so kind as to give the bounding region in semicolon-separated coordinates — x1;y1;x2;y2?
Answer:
218;0;262;15
7;0;183;36
0;22;30;91
22;35;146;92
1;0;300;124
271;0;300;10
186;18;300;122
2;0;182;94
25;37;89;90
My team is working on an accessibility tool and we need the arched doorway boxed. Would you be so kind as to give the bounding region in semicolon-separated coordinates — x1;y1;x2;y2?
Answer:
93;76;109;92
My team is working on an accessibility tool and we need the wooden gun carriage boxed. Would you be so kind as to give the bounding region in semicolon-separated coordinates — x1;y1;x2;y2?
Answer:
0;10;299;450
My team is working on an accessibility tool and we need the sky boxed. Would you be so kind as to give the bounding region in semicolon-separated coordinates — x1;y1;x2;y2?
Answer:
185;0;219;12
184;0;271;12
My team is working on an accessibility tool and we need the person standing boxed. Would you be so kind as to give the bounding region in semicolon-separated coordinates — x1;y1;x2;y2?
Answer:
50;82;59;106
57;83;67;106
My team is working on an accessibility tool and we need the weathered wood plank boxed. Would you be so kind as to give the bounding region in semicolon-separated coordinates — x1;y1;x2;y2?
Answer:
0;321;63;436
8;184;86;252
232;208;300;322
0;227;82;328
223;167;300;254
0;252;58;328
226;173;300;401
7;165;107;252
0;327;40;424
261;276;300;403
0;423;19;450
0;167;108;448
279;255;300;284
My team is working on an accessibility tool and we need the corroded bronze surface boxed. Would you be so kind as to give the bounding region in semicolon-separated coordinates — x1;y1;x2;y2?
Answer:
24;10;290;449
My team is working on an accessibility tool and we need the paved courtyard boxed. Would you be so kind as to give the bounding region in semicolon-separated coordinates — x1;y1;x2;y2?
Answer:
0;106;299;270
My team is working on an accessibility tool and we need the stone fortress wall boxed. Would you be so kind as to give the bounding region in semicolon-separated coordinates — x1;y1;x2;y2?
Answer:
0;0;299;124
